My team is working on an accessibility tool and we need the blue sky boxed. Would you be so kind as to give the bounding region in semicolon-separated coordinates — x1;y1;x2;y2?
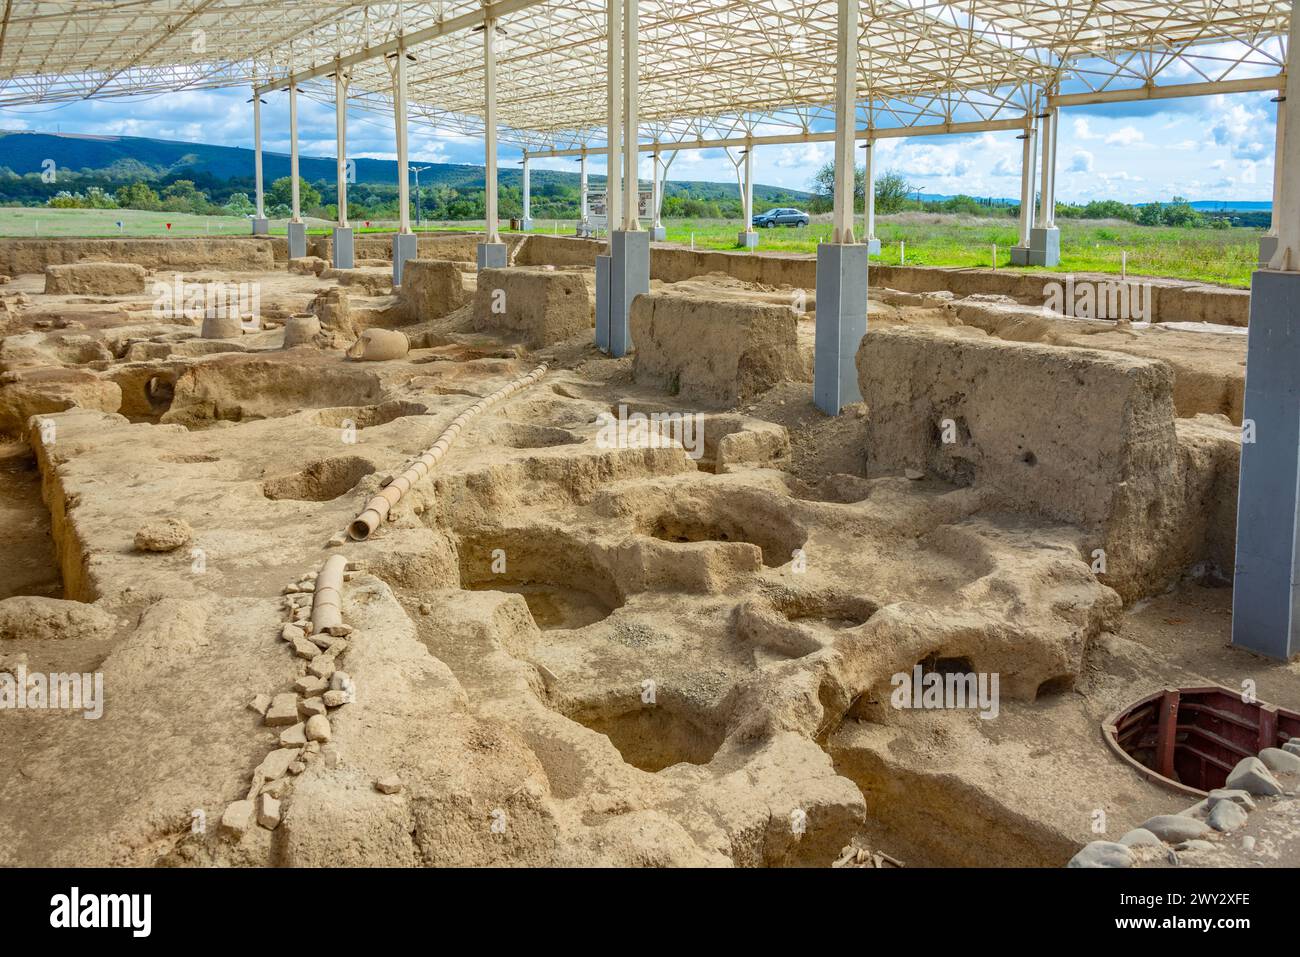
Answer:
0;85;1278;203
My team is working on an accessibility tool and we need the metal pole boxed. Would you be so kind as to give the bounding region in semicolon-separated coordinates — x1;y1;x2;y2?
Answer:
651;148;662;228
742;145;754;231
522;152;531;227
335;68;348;227
393;40;411;234
831;0;859;244
863;139;876;241
483;18;500;243
579;150;589;225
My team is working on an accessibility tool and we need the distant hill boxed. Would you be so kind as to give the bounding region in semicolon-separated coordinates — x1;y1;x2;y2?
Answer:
0;130;811;203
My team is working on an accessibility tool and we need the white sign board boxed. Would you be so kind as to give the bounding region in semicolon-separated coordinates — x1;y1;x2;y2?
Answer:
585;190;653;229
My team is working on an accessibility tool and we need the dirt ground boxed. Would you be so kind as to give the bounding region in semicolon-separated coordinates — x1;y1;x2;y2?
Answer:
0;240;1294;868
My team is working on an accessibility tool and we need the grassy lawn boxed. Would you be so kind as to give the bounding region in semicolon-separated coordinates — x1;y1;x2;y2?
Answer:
0;207;1261;288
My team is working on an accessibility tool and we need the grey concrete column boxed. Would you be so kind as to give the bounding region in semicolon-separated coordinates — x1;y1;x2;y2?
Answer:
814;243;869;415
595;253;611;351
608;229;649;357
477;243;507;269
1232;270;1300;660
287;222;307;259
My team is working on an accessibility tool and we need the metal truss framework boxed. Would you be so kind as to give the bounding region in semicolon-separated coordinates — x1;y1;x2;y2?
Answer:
0;1;1290;151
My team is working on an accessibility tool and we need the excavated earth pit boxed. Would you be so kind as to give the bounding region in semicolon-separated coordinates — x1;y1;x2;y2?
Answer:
0;235;1294;870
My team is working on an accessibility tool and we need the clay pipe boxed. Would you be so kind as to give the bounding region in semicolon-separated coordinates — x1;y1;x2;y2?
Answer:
311;554;349;635
347;363;548;541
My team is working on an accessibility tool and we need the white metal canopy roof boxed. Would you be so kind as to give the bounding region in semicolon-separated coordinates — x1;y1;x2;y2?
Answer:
0;1;1290;149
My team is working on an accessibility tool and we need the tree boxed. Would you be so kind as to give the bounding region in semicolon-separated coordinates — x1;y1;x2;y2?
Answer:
267;176;321;213
224;192;255;216
114;181;161;210
874;170;911;214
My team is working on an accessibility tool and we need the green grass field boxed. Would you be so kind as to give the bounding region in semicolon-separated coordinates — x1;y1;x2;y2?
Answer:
0;207;1261;288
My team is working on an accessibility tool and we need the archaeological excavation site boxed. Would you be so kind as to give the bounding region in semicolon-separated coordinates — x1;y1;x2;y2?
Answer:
1;3;1299;906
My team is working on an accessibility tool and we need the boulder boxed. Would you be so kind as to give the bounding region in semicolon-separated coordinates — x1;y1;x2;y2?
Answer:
1225;756;1284;797
133;517;192;552
1067;841;1134;868
1138;814;1210;843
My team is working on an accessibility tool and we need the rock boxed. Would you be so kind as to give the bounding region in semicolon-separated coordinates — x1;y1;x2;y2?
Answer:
323;689;350;708
1284;738;1300;758
1242;835;1257;852
1139;814;1210;843
329;670;352;691
328;532;347;547
1067;841;1133;868
289;760;306;775
133;517;192;552
322;745;340;768
418;602;432;616
1208;799;1248;833
280;722;308;747
1178;799;1209;819
295;675;328;696
248;694;272;716
1259;747;1300;775
1118;828;1163;848
1225;756;1284;797
291;636;319;660
300;697;326;718
257;793;282;830
1206;788;1256;812
255;747;301;782
220;799;256;837
264;693;299;727
375;775;403;795
904;468;924;480
280;623;305;642
1173;839;1216;853
305;714;331;743
322;638;349;658
308;655;335;680
263;777;290;799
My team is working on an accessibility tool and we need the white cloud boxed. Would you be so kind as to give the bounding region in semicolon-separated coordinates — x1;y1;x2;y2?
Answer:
1104;126;1145;147
1068;150;1094;173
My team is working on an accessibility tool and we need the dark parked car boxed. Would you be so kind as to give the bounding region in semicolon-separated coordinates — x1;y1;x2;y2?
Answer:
752;207;810;228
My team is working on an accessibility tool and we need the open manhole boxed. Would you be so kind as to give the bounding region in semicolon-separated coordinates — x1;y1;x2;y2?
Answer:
1103;685;1300;797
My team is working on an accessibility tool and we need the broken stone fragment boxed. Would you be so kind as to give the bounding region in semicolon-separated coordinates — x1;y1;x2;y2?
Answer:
280;623;305;642
221;799;256;838
1258;747;1300;775
308;655;336;680
326;623;353;638
264;693;300;727
280;722;308;747
1139;814;1209;843
305;714;331;743
248;694;272;716
323;638;349;659
291;636;319;660
329;670;351;691
289;760;306;775
294;675;328;696
903;468;924;480
375;775;403;795
263;777;290;799
322;689;350;708
308;633;334;650
1067;841;1133;868
1173;839;1216;853
1225;756;1284;797
257;793;281;830
1207;799;1248;833
1284;738;1300;758
418;602;432;616
322;745;340;768
300;697;326;718
133;517;193;552
327;532;347;547
255;747;301;782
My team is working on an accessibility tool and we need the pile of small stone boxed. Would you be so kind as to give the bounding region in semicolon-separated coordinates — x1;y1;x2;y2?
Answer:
1069;742;1300;868
833;840;903;868
220;560;361;839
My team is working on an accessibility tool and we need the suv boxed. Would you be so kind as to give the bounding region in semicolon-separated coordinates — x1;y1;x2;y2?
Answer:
753;207;810;228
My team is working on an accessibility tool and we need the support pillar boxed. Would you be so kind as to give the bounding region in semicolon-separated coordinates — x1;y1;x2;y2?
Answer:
252;87;268;235
1027;102;1059;266
1233;8;1300;661
595;0;625;353
391;38;417;284
605;0;647;357
577;151;591;237
1010;117;1038;266
521;153;533;231
478;18;507;270
1260;97;1285;267
650;149;666;241
287;76;306;259
861;139;880;255
737;145;758;248
813;0;867;416
332;66;353;269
